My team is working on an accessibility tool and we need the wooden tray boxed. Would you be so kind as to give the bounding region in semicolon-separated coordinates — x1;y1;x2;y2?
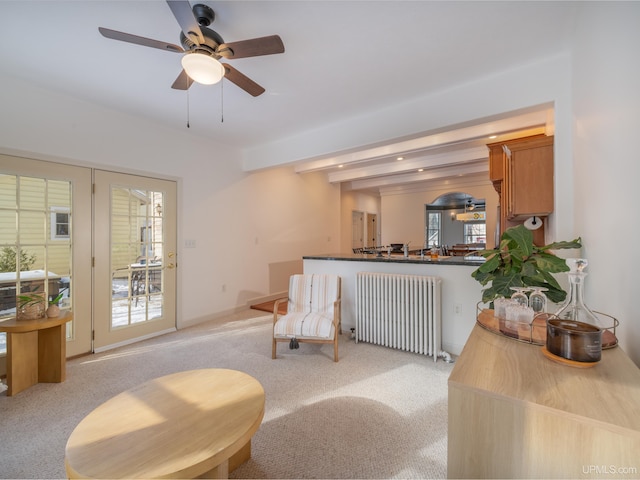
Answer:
476;308;618;348
541;346;599;368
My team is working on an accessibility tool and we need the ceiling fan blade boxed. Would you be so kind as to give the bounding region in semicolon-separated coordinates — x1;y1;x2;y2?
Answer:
222;64;265;97
217;35;285;59
171;70;194;90
166;0;204;45
99;27;183;53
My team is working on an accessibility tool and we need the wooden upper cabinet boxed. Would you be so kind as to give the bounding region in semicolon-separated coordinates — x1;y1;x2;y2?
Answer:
487;144;504;183
488;134;554;221
503;135;554;219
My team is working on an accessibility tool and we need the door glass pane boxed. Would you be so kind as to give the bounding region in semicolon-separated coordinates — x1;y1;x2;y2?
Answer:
110;187;164;329
0;175;17;208
0;174;74;354
0;210;16;244
19;177;45;210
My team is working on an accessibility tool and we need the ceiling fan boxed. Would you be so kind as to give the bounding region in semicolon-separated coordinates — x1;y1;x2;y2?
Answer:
99;1;284;96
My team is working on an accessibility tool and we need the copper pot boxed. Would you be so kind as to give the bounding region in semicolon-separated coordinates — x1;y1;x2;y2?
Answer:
546;318;602;363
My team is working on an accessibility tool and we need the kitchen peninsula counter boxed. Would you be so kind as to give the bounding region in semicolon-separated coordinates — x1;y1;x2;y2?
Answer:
303;252;484;355
303;252;485;266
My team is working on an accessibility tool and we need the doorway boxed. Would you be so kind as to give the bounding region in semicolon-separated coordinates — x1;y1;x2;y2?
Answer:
0;155;92;358
425;192;486;249
366;213;377;247
352;210;364;251
93;170;177;351
0;156;177;362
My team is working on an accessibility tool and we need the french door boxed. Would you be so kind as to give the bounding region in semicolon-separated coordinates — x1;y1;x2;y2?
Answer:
93;170;177;351
0;156;177;361
0;155;92;358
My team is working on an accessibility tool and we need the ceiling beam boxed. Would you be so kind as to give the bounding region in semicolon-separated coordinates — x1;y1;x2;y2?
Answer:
294;109;548;173
327;146;488;183
349;161;489;190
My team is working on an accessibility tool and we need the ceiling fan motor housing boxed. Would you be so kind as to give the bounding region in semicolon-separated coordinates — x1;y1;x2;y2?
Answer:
180;27;224;55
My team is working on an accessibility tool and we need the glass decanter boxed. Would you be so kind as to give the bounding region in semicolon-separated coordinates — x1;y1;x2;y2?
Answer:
554;258;602;327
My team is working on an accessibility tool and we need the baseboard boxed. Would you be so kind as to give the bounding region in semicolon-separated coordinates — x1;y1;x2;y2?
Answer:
93;327;177;353
246;291;287;306
178;305;252;330
442;341;463;357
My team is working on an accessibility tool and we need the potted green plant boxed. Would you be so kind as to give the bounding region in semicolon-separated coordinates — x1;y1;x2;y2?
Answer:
471;225;582;305
17;290;46;320
46;291;65;318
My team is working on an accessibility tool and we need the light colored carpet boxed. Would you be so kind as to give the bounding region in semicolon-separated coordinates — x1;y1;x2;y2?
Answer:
0;310;453;479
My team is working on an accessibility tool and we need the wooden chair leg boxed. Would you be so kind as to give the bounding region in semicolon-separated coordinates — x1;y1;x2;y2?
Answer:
272;337;277;359
333;334;339;362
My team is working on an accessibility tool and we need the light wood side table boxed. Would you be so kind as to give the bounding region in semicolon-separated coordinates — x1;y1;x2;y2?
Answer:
448;324;640;479
65;368;265;479
0;311;73;396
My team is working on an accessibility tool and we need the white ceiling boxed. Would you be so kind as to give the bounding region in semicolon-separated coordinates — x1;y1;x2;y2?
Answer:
0;1;577;193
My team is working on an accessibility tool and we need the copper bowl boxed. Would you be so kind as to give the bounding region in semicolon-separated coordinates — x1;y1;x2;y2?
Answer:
546;319;602;363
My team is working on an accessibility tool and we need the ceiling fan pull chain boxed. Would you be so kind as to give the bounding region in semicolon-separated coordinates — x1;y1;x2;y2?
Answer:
186;87;190;128
220;79;224;123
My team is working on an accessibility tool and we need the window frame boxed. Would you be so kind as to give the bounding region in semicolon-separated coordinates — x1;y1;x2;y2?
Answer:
50;207;70;241
426;211;442;247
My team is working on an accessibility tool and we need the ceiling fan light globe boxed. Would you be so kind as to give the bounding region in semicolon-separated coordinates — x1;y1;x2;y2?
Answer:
181;53;225;85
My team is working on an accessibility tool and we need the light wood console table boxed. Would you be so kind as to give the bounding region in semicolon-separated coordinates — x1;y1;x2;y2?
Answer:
0;311;73;396
65;368;265;479
448;324;640;479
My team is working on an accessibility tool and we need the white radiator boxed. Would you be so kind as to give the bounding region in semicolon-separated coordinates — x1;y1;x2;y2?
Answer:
355;272;450;361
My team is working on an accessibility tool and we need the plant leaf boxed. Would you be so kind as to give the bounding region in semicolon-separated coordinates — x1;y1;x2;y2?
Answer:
539;237;583;251
504;225;533;257
475;253;501;274
533;253;570;273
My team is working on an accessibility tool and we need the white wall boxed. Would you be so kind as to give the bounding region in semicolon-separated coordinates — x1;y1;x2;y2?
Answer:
571;3;640;364
0;72;341;329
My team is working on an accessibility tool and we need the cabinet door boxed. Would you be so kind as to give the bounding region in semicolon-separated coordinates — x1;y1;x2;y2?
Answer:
505;136;554;219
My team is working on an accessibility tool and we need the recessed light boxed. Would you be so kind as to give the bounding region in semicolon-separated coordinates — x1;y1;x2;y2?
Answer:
418;168;424;172
489;135;497;139
397;156;404;161
338;164;344;168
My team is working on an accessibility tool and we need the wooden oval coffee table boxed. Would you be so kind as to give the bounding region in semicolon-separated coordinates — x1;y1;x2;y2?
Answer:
65;369;265;479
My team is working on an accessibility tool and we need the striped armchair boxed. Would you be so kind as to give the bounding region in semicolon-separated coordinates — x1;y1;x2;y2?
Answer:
272;274;342;362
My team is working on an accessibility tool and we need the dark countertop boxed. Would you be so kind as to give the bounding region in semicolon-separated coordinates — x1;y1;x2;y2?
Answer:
303;253;485;266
